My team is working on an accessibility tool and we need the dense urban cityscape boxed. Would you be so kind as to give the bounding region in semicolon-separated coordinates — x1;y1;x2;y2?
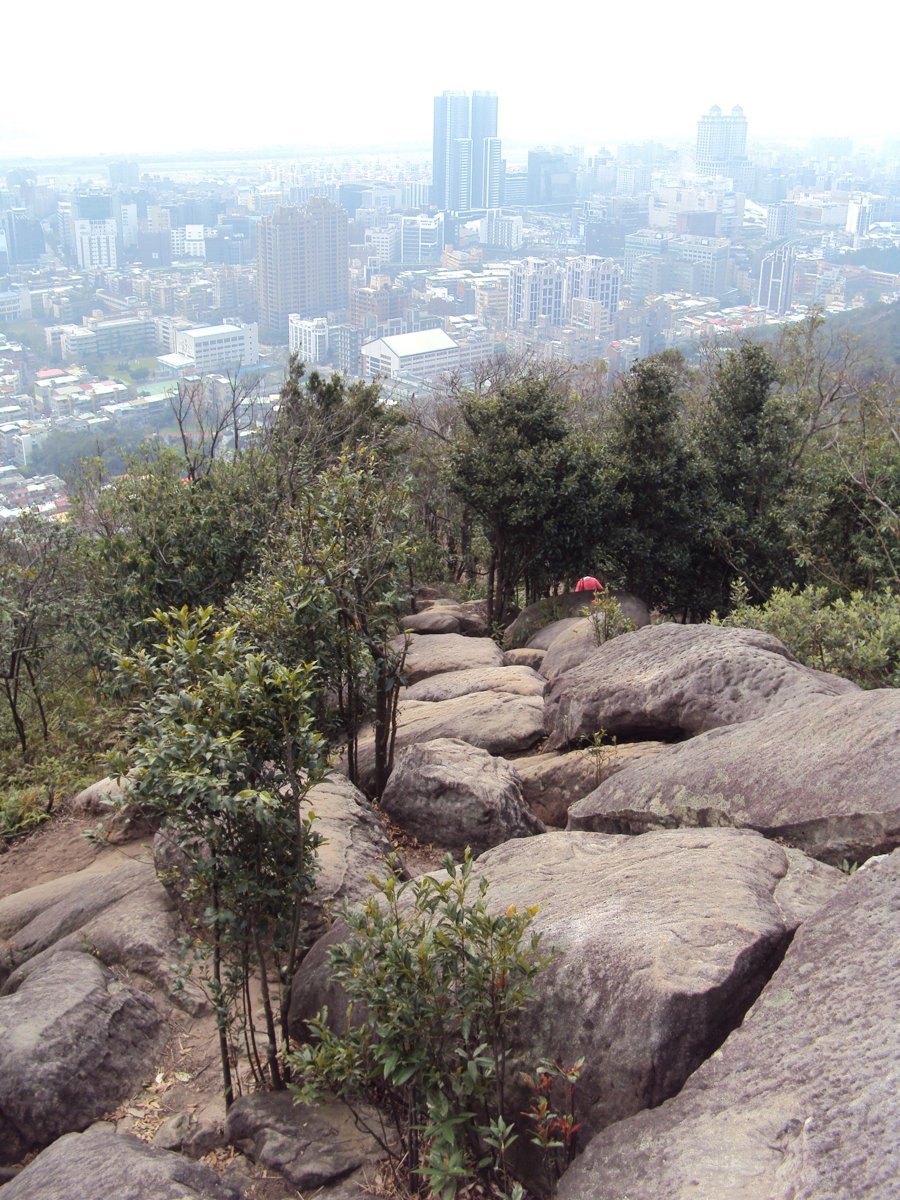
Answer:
1;91;899;518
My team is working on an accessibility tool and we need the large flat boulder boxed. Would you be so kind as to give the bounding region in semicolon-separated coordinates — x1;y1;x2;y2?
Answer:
505;592;650;650
290;829;843;1147
297;774;397;943
557;853;899;1200
540;618;603;682
567;689;900;865
504;647;547;672
1;1126;241;1199
390;632;506;684
544;623;857;749
400;608;462;634
515;741;673;828
381;738;545;854
0;857;184;1000
351;691;546;793
0;951;163;1161
403;664;546;702
225;1091;383;1191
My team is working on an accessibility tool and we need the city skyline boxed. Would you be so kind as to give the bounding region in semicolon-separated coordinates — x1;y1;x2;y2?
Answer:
3;1;899;161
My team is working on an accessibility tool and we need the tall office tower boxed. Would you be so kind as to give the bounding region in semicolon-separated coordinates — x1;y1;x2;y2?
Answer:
2;209;45;264
695;105;749;179
432;91;501;212
507;258;567;328
432;91;470;210
471;91;499;208
256;199;349;343
481;137;502;209
758;246;795;314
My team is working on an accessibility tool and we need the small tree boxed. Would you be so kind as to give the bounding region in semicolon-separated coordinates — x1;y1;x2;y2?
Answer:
448;370;593;628
291;851;549;1199
230;447;413;797
110;606;327;1105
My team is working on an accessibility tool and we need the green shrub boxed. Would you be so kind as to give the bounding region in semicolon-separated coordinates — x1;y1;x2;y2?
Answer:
582;593;636;647
109;605;327;1105
290;851;551;1199
711;583;900;689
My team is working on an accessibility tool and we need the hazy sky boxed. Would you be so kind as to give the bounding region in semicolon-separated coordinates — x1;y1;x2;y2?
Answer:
4;0;898;161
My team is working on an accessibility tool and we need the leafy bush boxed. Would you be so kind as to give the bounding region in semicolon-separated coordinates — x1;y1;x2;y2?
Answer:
711;583;900;688
290;851;551;1199
582;593;635;647
110;606;327;1104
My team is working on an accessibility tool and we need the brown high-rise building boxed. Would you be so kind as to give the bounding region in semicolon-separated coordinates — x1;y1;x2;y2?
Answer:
256;199;349;343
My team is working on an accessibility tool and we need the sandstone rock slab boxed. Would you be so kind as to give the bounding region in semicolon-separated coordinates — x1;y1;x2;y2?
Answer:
556;852;899;1200
504;647;547;671
290;829;843;1147
404;664;546;703
390;632;506;685
400;608;462;634
505;591;650;650
514;741;672;827
544;623;858;749
0;857;184;1001
298;774;397;942
352;691;546;793
567;688;900;864
0;951;163;1161
381;738;545;854
1;1126;241;1199
225;1091;383;1191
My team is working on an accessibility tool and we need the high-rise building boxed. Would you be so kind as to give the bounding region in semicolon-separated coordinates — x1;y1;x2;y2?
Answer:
695;105;749;181
758;246;795;314
766;202;797;240
400;213;445;264
256;199;349;343
432;91;501;212
471;91;499;208
2;210;45;265
74;218;118;269
507;258;567;328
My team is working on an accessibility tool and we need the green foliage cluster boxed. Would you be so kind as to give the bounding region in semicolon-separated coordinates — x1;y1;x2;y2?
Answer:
110;606;328;1103
437;315;899;624
582;593;636;647
291;852;550;1199
712;583;900;689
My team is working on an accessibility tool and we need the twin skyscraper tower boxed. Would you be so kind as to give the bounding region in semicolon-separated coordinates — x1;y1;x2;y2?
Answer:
432;91;501;213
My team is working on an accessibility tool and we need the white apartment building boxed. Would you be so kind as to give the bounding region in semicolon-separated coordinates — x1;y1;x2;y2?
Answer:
74;219;118;269
288;315;329;364
175;322;259;372
507;258;567;328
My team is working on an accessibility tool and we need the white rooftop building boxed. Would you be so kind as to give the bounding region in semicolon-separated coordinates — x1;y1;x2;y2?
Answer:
361;328;459;381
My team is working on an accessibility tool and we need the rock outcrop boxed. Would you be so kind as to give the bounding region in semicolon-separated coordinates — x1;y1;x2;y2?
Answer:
352;692;546;793
1;1126;241;1199
567;688;900;864
225;1091;383;1191
391;632;506;684
556;853;899;1200
0;857;183;1000
0;952;163;1161
403;664;546;702
381;738;545;854
515;742;672;828
544;623;857;749
290;829;843;1144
